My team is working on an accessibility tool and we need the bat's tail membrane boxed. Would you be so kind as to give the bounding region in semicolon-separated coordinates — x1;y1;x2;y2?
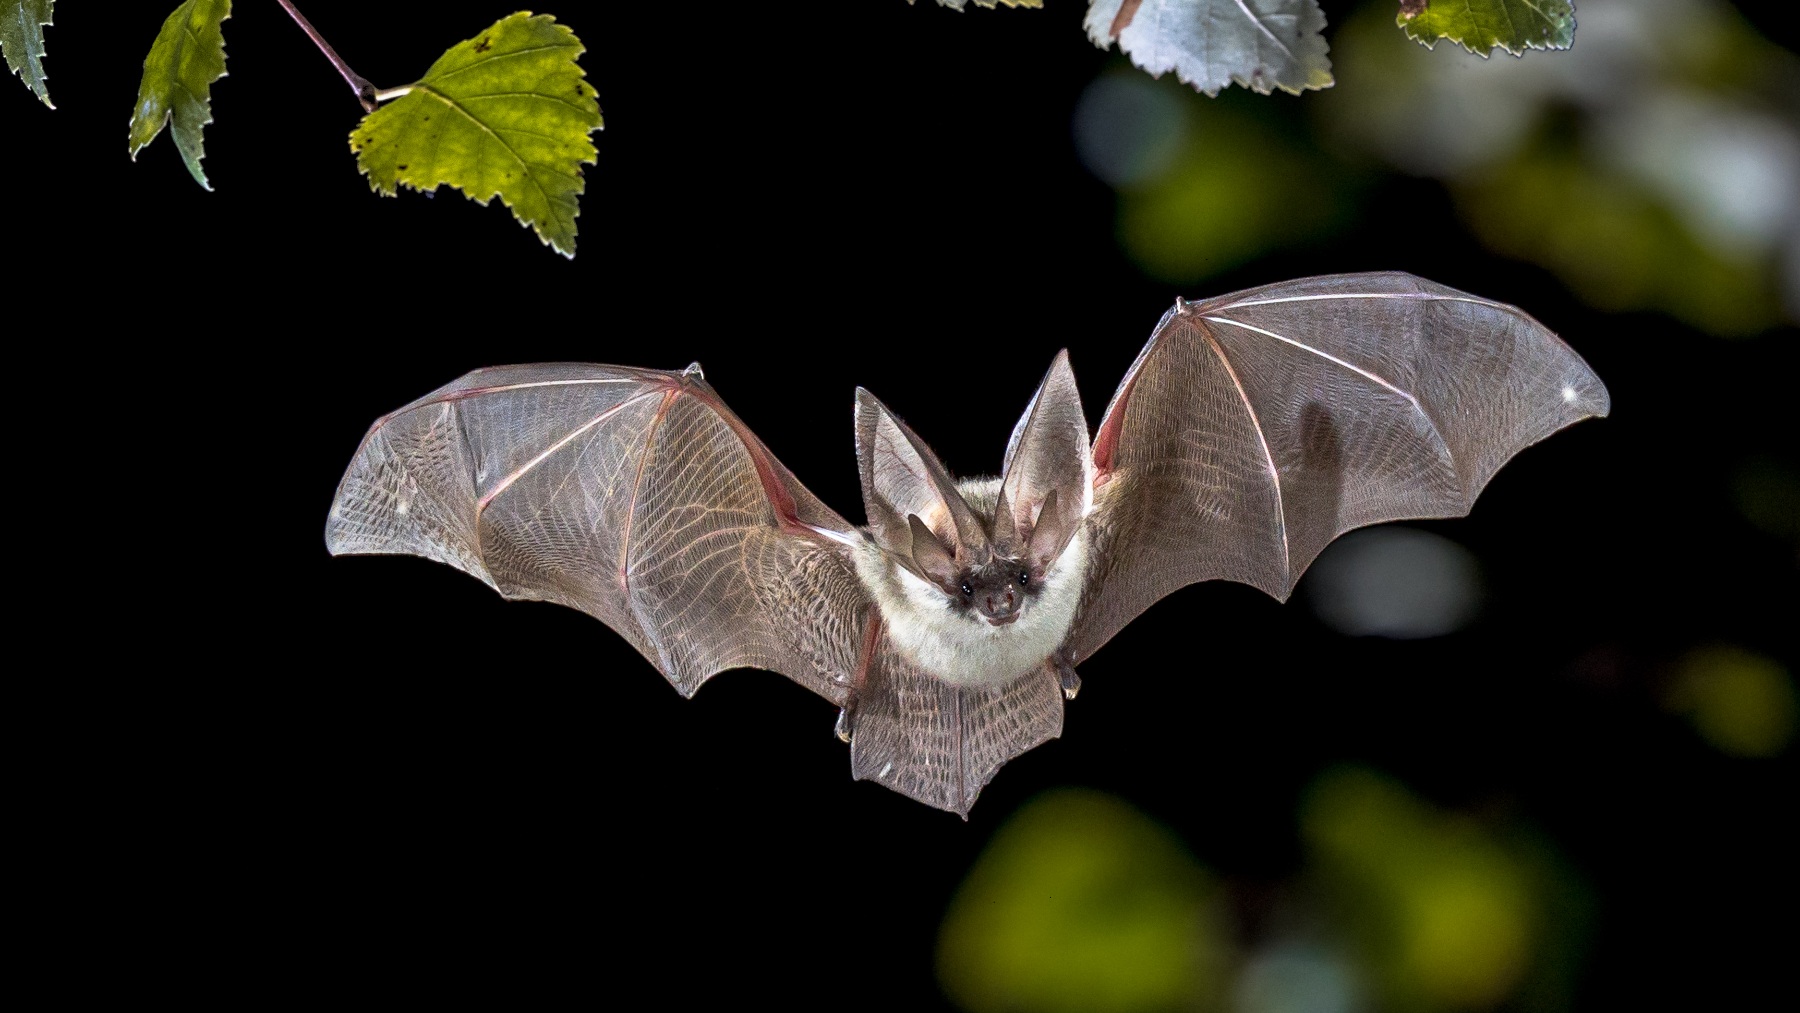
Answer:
848;654;1065;818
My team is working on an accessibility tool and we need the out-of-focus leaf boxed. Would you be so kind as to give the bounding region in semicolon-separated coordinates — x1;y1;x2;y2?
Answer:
1319;0;1797;334
1666;646;1796;758
1461;148;1781;335
938;789;1228;1013
1116;98;1355;282
1304;768;1543;1011
1399;0;1576;57
350;12;602;258
1732;459;1800;547
2;0;53;106
1084;0;1332;96
127;0;231;190
930;0;1042;9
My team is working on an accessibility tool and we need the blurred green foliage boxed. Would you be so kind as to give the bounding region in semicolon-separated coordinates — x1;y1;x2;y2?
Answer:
1665;646;1796;757
1324;0;1798;336
1732;458;1800;548
937;789;1228;1013
1078;0;1800;335
1455;146;1779;334
1301;768;1587;1012
941;773;1591;1013
1114;96;1358;283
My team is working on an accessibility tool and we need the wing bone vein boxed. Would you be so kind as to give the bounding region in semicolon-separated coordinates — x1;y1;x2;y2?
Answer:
1197;325;1292;582
476;390;661;513
1201;315;1426;415
1222;292;1507;311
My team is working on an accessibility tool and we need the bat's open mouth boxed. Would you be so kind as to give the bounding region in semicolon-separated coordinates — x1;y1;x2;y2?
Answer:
983;613;1020;627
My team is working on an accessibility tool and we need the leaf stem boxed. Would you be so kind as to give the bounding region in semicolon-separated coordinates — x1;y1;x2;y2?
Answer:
275;0;378;112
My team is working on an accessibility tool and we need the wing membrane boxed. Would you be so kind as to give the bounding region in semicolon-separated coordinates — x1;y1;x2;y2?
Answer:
1070;272;1609;661
327;363;868;702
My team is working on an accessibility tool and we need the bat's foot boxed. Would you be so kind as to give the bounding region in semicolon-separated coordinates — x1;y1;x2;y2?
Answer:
1053;650;1081;700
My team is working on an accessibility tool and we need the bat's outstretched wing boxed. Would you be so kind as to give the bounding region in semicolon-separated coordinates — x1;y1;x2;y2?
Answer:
1068;272;1610;662
325;363;869;704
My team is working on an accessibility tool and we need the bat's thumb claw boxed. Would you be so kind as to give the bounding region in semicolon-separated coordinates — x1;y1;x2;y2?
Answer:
834;705;855;743
1053;651;1082;700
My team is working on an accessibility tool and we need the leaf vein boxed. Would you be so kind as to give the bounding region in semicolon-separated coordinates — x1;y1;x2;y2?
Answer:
426;41;583;86
459;91;593;114
416;83;556;219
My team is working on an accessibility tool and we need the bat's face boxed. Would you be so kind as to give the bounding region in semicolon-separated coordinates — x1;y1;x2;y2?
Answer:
935;551;1039;627
854;510;1091;689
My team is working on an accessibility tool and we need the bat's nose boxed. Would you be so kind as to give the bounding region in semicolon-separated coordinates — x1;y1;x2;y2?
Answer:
981;587;1020;625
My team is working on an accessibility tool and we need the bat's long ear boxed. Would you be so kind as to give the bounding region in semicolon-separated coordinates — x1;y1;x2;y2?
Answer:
855;388;990;564
998;350;1091;569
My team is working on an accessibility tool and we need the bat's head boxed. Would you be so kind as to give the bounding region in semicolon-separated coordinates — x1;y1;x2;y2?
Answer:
855;352;1092;628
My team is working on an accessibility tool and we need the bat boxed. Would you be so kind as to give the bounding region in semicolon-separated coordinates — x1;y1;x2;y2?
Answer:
326;273;1609;816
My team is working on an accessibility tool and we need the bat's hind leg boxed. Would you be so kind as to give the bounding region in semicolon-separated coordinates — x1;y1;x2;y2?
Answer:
1052;649;1081;700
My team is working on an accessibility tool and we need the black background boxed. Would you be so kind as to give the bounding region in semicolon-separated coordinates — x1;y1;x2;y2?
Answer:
12;2;1794;1007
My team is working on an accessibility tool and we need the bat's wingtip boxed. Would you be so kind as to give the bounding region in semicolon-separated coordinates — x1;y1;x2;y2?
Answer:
1560;377;1612;420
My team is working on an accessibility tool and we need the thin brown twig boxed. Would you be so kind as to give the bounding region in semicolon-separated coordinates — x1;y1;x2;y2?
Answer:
275;0;377;112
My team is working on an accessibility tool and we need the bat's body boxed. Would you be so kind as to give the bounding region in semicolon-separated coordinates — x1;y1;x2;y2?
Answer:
327;274;1609;815
852;477;1090;689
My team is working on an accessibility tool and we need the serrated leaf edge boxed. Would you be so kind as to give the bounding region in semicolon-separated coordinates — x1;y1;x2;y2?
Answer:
126;0;232;191
3;0;54;106
1398;1;1577;58
1086;0;1335;98
352;13;602;258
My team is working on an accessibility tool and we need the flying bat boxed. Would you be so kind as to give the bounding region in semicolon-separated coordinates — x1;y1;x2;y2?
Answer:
326;273;1609;816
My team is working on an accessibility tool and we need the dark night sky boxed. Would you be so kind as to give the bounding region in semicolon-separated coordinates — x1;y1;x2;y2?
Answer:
12;2;1794;1007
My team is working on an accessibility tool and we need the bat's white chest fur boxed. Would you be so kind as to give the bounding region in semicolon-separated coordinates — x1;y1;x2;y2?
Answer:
852;525;1087;689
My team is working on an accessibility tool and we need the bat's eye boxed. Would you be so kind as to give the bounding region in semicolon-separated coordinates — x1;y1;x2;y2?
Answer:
960;582;974;597
1017;571;1030;587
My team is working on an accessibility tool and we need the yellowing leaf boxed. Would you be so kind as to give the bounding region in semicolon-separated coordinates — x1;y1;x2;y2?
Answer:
1399;0;1576;57
2;0;54;106
350;13;603;259
1084;0;1333;97
127;0;231;190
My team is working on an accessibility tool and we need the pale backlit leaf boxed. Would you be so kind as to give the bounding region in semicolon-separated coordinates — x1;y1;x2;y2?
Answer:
127;0;231;190
349;12;603;258
1084;0;1332;96
2;0;54;106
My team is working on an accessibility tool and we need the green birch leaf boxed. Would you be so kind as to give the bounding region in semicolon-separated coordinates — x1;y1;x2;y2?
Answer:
127;0;231;190
350;13;603;259
1084;0;1333;97
1398;0;1575;57
2;0;54;106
